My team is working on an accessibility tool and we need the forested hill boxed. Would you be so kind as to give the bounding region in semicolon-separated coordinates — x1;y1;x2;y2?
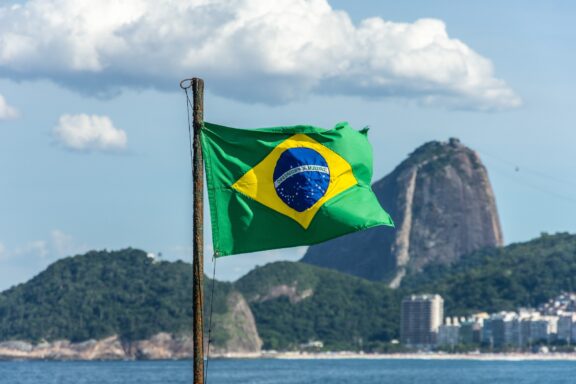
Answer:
400;232;576;315
0;249;233;344
1;233;575;351
235;261;400;350
236;233;576;351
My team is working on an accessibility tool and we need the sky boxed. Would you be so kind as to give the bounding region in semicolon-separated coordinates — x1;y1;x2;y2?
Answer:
1;0;575;291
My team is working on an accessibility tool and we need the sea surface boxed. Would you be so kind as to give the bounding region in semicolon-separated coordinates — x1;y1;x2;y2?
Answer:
1;359;576;384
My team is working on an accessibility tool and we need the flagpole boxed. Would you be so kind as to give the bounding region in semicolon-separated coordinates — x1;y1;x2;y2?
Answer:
191;77;205;384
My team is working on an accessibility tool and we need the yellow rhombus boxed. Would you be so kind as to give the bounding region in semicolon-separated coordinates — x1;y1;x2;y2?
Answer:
231;134;358;229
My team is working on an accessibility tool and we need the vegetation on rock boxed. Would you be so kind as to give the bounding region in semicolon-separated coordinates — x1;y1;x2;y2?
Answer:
400;232;576;315
236;262;400;351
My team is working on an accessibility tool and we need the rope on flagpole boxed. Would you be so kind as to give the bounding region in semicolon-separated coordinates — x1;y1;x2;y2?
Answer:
204;256;218;384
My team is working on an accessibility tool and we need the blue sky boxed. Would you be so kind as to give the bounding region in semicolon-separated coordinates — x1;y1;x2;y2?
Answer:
0;0;575;290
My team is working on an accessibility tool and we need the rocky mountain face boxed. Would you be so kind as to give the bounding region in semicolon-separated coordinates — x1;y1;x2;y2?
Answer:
0;323;261;361
0;333;193;360
209;291;262;354
302;138;503;288
235;261;399;350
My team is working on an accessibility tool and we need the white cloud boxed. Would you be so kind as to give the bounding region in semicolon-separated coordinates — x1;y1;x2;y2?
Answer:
53;114;127;152
0;230;89;290
0;239;50;290
0;94;18;119
0;0;520;110
50;229;88;257
11;230;87;260
17;240;49;259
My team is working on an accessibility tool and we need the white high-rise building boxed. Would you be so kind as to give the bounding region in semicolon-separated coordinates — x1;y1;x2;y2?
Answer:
557;313;575;343
401;294;444;347
438;317;461;347
482;311;517;348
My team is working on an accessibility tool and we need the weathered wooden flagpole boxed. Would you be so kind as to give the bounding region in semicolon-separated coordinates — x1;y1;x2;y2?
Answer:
191;77;205;384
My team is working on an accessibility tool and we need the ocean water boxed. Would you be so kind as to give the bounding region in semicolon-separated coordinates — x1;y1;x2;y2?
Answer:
1;359;575;384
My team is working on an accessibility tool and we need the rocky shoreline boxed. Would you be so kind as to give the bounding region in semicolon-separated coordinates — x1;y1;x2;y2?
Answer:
4;336;576;361
0;333;194;360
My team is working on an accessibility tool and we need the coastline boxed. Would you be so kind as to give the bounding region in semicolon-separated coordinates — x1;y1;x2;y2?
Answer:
2;334;575;361
214;351;576;361
2;351;576;361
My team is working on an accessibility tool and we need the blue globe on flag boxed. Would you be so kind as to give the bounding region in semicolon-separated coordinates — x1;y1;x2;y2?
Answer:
273;147;330;212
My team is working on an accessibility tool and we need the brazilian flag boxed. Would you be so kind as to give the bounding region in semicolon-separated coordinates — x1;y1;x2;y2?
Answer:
201;121;394;256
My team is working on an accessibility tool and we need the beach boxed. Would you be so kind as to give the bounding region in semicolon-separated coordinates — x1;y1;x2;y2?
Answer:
213;351;576;361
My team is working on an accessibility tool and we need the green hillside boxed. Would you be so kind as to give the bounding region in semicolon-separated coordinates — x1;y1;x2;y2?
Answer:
400;232;576;315
0;249;232;344
235;261;400;351
236;233;576;351
1;232;575;351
